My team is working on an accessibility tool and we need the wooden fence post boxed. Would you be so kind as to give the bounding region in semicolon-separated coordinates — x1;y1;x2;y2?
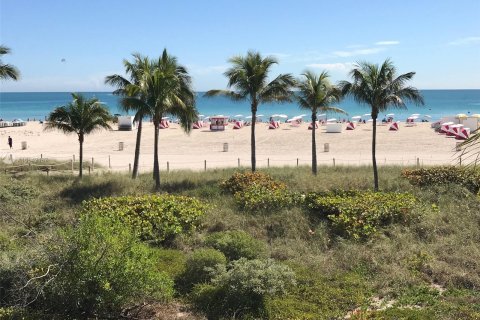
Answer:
108;155;111;169
296;158;299;167
204;160;207;171
238;158;240;168
333;158;336;167
268;158;270;168
129;163;132;173
91;157;94;171
167;161;170;173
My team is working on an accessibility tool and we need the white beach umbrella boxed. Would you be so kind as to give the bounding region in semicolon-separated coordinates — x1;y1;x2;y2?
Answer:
298;114;307;117
411;113;421;117
161;117;169;120
245;116;252;119
257;114;264;117
363;113;371;117
327;118;337;122
234;114;244;118
351;115;362;120
387;113;395;117
367;119;374;122
198;114;205;117
423;115;432;118
277;114;288;118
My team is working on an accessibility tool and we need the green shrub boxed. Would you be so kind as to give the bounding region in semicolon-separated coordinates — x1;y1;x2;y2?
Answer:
402;166;480;194
265;266;371;320
205;230;267;261
191;258;295;319
30;215;174;318
304;191;417;239
221;171;286;194
234;184;298;212
179;248;227;292
156;249;187;279
81;194;206;243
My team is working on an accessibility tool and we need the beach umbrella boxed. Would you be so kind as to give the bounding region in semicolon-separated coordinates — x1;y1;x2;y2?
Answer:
411;113;420;116
363;113;371;117
257;114;264;117
161;117;169;120
387;113;395;117
298;114;307;117
351;115;362;120
327;118;336;122
423;115;432;118
198;114;205;117
277;114;288;118
456;113;468;119
234;114;244;118
470;114;480;118
245;116;252;119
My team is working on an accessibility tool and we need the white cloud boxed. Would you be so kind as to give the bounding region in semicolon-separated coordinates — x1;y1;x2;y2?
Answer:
448;36;480;46
375;40;400;46
332;47;385;57
306;62;354;71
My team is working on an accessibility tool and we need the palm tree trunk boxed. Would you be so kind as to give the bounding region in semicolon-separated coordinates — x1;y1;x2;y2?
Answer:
251;104;257;172
153;122;161;190
372;116;379;191
312;111;317;175
132;118;142;179
78;133;84;178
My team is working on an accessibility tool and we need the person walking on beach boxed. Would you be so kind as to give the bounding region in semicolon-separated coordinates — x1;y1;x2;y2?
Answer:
8;136;12;149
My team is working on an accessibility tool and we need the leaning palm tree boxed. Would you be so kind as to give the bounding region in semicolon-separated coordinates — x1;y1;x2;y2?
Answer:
45;93;112;178
105;53;150;179
297;71;346;175
205;51;295;171
124;50;197;190
339;59;424;191
0;45;20;80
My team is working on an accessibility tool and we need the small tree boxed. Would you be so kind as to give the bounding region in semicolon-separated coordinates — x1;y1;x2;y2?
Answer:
339;59;424;190
0;45;20;81
205;51;295;171
296;71;345;175
45;93;112;178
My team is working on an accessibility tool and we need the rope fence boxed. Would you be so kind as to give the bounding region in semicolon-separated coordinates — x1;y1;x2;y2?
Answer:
0;152;462;176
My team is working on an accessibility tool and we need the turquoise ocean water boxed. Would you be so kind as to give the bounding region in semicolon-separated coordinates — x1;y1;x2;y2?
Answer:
0;90;479;121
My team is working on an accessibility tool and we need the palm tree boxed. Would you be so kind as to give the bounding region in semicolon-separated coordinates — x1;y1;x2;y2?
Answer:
296;71;346;175
0;45;20;80
45;93;112;178
339;59;424;191
123;50;197;190
205;51;295;171
105;53;150;179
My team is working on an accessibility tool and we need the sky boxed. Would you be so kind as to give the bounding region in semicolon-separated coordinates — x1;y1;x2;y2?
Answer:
0;0;479;92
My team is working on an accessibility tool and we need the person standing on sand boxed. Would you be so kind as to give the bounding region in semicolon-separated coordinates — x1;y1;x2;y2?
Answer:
8;136;12;149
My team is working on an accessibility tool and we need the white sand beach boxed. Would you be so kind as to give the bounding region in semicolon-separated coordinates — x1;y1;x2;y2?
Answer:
0;121;461;172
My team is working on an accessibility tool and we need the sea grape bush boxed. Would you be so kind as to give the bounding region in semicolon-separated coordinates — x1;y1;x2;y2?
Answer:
304;191;417;239
82;194;206;243
220;171;286;194
234;184;298;212
205;230;267;261
402;166;480;194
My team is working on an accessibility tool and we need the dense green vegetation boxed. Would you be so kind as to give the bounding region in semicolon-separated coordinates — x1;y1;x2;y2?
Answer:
1;165;479;319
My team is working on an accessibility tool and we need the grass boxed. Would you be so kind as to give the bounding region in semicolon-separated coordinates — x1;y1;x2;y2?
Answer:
0;165;479;319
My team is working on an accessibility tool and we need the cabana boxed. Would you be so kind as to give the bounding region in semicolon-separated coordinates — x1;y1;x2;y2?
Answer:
232;115;245;129
440;122;454;134
456;127;470;140
447;124;463;137
12;119;27;127
159;117;170;129
117;116;136;131
210;116;229;131
406;116;418;126
389;121;400;131
346;121;356;130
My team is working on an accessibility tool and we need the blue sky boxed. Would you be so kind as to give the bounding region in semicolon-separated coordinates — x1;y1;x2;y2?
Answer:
1;0;479;91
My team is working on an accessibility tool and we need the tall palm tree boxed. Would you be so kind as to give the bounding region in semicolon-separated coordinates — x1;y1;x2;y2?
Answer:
105;53;150;179
45;93;112;178
124;50;197;190
205;51;295;171
339;59;424;191
296;71;346;175
0;45;20;80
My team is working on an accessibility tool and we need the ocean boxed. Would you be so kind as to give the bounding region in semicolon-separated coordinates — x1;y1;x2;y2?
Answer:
0;90;479;122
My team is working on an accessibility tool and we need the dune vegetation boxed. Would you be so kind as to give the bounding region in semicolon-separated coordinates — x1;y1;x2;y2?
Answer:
0;164;479;319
